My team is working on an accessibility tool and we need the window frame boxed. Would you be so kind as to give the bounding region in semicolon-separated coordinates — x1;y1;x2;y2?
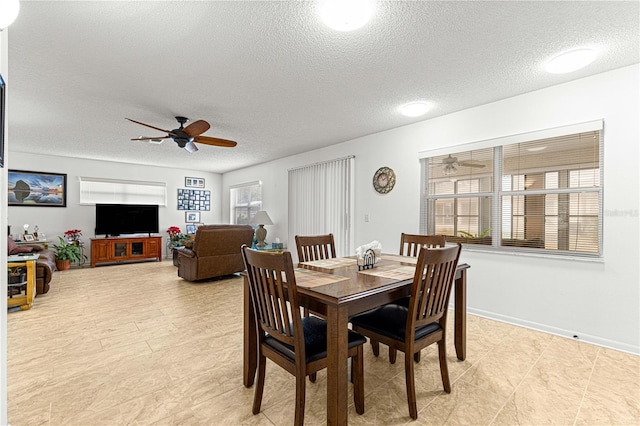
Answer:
420;121;603;258
229;181;262;225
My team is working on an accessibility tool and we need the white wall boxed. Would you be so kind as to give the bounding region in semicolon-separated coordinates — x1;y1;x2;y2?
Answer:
223;65;640;354
8;152;223;259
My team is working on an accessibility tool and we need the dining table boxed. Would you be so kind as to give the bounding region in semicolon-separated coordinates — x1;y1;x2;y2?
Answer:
243;253;470;425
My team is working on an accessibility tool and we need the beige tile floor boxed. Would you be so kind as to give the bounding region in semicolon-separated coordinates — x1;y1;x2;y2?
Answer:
7;261;639;425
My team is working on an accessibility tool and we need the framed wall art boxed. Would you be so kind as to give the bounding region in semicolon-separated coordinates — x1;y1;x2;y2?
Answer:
185;177;205;188
185;211;200;223
8;170;67;207
186;224;197;235
177;188;211;211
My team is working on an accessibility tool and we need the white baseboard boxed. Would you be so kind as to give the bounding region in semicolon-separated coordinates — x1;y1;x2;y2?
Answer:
467;307;640;356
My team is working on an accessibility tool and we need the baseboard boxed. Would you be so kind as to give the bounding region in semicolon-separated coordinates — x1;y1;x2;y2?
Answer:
467;307;640;356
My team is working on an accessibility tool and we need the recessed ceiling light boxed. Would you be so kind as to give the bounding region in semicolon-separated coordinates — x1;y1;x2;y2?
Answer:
399;101;432;117
544;49;597;74
320;0;372;32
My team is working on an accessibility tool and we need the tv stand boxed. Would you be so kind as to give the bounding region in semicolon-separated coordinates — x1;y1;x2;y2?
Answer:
91;236;162;267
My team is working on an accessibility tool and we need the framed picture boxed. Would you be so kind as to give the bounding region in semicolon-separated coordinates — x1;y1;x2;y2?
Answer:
8;170;67;207
23;234;35;242
185;224;197;235
177;189;210;211
185;177;205;188
185;211;200;223
0;74;5;168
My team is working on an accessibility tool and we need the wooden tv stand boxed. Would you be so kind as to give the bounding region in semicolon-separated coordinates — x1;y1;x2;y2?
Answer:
91;236;162;267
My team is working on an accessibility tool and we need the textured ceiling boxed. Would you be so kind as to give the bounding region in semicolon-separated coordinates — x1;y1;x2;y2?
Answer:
6;1;639;173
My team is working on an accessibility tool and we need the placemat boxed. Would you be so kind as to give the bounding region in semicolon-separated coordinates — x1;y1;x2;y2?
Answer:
357;264;416;280
299;257;357;269
294;268;351;288
380;254;417;264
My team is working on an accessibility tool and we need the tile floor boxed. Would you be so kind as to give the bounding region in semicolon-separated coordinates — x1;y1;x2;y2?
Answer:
7;261;640;425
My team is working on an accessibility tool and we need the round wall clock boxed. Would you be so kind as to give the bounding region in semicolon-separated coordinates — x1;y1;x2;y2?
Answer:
373;167;396;194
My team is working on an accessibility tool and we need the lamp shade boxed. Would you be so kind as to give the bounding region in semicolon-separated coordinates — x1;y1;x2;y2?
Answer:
250;211;273;226
0;0;20;29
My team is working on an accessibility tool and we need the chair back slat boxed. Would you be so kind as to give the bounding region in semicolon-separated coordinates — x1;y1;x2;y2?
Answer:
242;246;302;350
400;233;446;257
408;244;461;331
295;234;336;262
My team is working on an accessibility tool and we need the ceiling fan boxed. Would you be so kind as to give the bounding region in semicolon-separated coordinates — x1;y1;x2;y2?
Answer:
438;154;485;176
126;116;237;153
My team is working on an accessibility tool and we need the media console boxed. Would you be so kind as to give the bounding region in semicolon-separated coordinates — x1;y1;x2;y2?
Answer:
90;236;162;267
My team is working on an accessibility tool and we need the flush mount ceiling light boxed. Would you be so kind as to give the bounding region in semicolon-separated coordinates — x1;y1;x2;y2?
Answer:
0;0;20;30
399;101;432;117
544;49;597;74
321;0;372;32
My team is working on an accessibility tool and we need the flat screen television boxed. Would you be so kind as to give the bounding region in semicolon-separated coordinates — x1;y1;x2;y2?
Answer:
95;204;159;236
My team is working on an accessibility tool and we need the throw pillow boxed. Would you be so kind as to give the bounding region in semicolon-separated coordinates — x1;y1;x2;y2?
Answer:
10;246;34;255
8;237;17;254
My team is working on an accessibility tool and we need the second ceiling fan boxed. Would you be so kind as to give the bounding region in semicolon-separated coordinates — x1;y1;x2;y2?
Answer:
126;116;237;153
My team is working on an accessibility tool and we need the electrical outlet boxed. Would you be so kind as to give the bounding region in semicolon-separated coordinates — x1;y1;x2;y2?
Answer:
364;214;369;222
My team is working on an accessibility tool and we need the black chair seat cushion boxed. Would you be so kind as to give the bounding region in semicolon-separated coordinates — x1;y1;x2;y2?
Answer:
265;316;367;363
349;304;441;341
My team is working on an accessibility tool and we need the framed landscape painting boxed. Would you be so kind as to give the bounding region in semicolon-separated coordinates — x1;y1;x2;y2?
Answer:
8;170;67;207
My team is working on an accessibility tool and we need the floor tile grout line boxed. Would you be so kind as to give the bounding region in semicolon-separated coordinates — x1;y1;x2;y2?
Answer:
572;345;601;426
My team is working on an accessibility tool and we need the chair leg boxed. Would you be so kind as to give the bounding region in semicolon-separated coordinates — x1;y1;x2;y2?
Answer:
414;350;421;363
370;339;380;357
252;354;267;414
438;340;451;393
294;370;307;426
352;346;365;415
389;347;397;364
405;350;418;420
309;372;317;383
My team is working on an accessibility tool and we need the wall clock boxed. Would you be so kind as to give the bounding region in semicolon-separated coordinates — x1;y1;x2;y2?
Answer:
373;167;396;194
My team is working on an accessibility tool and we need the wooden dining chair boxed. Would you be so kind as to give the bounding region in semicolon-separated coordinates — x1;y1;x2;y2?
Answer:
400;233;446;256
295;233;337;263
241;245;366;425
350;244;462;420
370;233;448;363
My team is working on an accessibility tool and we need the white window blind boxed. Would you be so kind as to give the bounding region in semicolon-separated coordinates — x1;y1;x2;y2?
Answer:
288;156;355;258
230;181;262;225
79;177;166;205
420;121;603;257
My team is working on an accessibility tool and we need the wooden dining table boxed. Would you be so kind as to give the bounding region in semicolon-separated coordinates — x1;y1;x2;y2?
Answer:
243;253;470;425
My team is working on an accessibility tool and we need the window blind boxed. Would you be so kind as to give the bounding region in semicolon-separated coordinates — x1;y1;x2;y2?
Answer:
79;177;166;206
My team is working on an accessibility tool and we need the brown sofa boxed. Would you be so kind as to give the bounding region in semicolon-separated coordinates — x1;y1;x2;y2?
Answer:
7;238;56;295
177;224;254;281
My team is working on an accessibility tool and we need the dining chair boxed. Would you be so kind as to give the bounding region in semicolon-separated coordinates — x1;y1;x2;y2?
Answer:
370;233;448;363
295;233;336;263
350;243;462;420
241;245;366;425
400;233;446;256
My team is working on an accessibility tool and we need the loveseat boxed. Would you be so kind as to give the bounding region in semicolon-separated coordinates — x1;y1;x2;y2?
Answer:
7;237;56;295
177;224;254;281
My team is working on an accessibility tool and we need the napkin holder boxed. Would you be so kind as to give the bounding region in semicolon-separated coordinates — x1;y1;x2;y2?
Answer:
357;249;377;271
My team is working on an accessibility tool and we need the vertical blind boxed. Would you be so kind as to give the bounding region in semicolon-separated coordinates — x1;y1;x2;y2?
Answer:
288;156;355;258
420;121;603;257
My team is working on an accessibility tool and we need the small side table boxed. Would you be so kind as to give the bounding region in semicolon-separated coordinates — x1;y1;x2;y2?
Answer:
7;254;39;310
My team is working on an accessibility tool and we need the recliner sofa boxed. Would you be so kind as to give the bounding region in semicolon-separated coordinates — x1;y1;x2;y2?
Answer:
177;224;254;281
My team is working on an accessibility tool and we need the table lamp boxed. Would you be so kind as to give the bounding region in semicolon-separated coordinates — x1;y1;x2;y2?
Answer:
250;211;273;249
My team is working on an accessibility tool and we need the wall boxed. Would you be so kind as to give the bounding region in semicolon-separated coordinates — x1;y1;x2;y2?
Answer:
223;65;640;354
7;152;223;259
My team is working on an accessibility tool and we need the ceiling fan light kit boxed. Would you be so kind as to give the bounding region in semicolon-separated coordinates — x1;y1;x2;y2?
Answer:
126;116;237;153
0;0;20;30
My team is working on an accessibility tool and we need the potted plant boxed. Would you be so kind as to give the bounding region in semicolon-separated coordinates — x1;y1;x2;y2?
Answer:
52;236;83;271
64;229;83;245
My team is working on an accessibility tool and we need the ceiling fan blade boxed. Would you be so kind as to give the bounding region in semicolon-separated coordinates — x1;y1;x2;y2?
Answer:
183;120;210;137
458;162;485;168
125;118;177;136
131;136;171;141
194;135;237;148
184;141;199;153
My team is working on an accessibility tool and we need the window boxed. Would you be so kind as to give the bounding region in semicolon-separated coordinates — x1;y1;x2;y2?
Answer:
79;177;166;205
230;181;262;225
421;121;603;257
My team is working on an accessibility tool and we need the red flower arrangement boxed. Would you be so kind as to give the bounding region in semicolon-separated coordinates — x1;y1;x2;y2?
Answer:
64;229;82;241
166;226;185;242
